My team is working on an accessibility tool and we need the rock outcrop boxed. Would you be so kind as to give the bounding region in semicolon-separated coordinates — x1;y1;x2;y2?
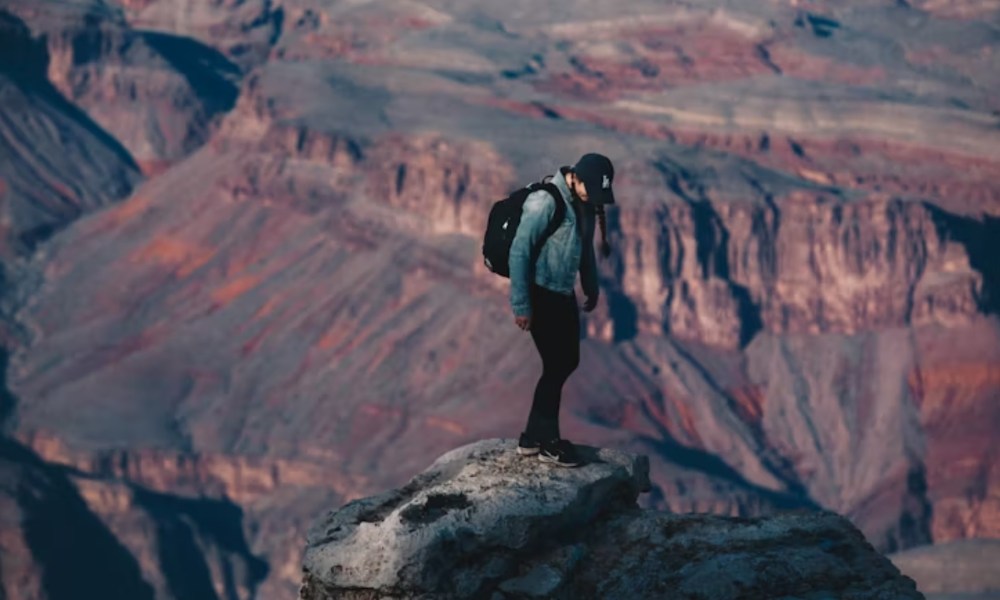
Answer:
2;0;999;598
300;440;924;599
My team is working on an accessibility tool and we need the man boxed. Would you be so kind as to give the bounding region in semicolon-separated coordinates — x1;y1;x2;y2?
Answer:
509;152;615;467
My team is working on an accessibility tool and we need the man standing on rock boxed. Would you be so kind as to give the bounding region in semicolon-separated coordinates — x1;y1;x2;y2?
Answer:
510;153;615;467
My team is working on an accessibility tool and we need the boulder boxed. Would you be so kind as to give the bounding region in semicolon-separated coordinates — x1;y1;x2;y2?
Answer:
300;439;924;599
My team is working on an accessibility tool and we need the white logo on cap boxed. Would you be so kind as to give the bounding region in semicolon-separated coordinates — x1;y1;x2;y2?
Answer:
602;174;611;189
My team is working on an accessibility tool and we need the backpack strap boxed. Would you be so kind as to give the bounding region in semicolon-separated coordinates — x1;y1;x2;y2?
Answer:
533;181;566;252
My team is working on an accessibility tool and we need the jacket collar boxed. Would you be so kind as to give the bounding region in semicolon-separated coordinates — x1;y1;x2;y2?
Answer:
552;167;574;205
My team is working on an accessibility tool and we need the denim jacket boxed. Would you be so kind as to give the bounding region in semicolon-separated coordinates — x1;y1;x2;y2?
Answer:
509;168;599;317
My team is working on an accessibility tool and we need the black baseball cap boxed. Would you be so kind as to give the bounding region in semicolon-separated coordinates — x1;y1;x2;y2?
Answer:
573;153;615;205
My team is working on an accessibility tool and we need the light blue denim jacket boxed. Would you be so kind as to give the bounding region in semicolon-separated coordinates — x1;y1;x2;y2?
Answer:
509;168;599;318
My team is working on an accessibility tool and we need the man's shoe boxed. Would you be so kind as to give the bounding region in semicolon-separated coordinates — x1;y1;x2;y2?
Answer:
538;438;582;467
517;432;542;456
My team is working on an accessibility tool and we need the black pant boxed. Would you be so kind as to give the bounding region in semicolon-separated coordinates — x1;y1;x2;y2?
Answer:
524;284;580;442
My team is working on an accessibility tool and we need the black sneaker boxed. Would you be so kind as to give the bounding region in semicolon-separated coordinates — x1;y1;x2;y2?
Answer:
517;432;542;456
538;438;582;467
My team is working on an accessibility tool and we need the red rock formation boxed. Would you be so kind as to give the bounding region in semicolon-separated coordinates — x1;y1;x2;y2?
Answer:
0;11;140;258
33;8;239;172
364;133;515;237
16;430;368;504
117;0;281;70
12;430;354;598
536;18;778;101
594;175;987;349
271;2;446;63
913;0;1000;19
907;324;1000;543
0;440;158;600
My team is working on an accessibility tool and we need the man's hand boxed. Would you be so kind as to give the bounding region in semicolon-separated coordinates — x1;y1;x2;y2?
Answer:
583;294;599;313
515;315;531;331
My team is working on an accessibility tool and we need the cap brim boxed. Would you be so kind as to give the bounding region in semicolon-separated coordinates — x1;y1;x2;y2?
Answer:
584;181;615;205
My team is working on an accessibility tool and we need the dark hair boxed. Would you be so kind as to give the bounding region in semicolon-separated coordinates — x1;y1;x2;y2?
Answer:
561;166;612;258
595;204;610;257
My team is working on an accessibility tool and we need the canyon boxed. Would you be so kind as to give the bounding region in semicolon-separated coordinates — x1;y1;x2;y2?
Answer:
0;0;998;598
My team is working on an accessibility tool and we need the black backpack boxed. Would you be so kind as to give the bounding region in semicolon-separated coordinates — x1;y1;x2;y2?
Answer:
482;181;565;278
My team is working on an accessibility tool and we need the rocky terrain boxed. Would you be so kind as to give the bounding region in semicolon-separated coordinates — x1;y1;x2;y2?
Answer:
0;0;998;598
300;439;924;599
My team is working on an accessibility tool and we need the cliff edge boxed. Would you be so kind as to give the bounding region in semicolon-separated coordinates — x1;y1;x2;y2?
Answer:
300;439;923;599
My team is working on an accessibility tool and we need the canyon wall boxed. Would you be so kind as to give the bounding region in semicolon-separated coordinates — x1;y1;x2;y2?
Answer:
1;0;998;597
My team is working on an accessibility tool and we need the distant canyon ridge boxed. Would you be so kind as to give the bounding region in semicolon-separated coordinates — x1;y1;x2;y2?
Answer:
0;0;998;598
